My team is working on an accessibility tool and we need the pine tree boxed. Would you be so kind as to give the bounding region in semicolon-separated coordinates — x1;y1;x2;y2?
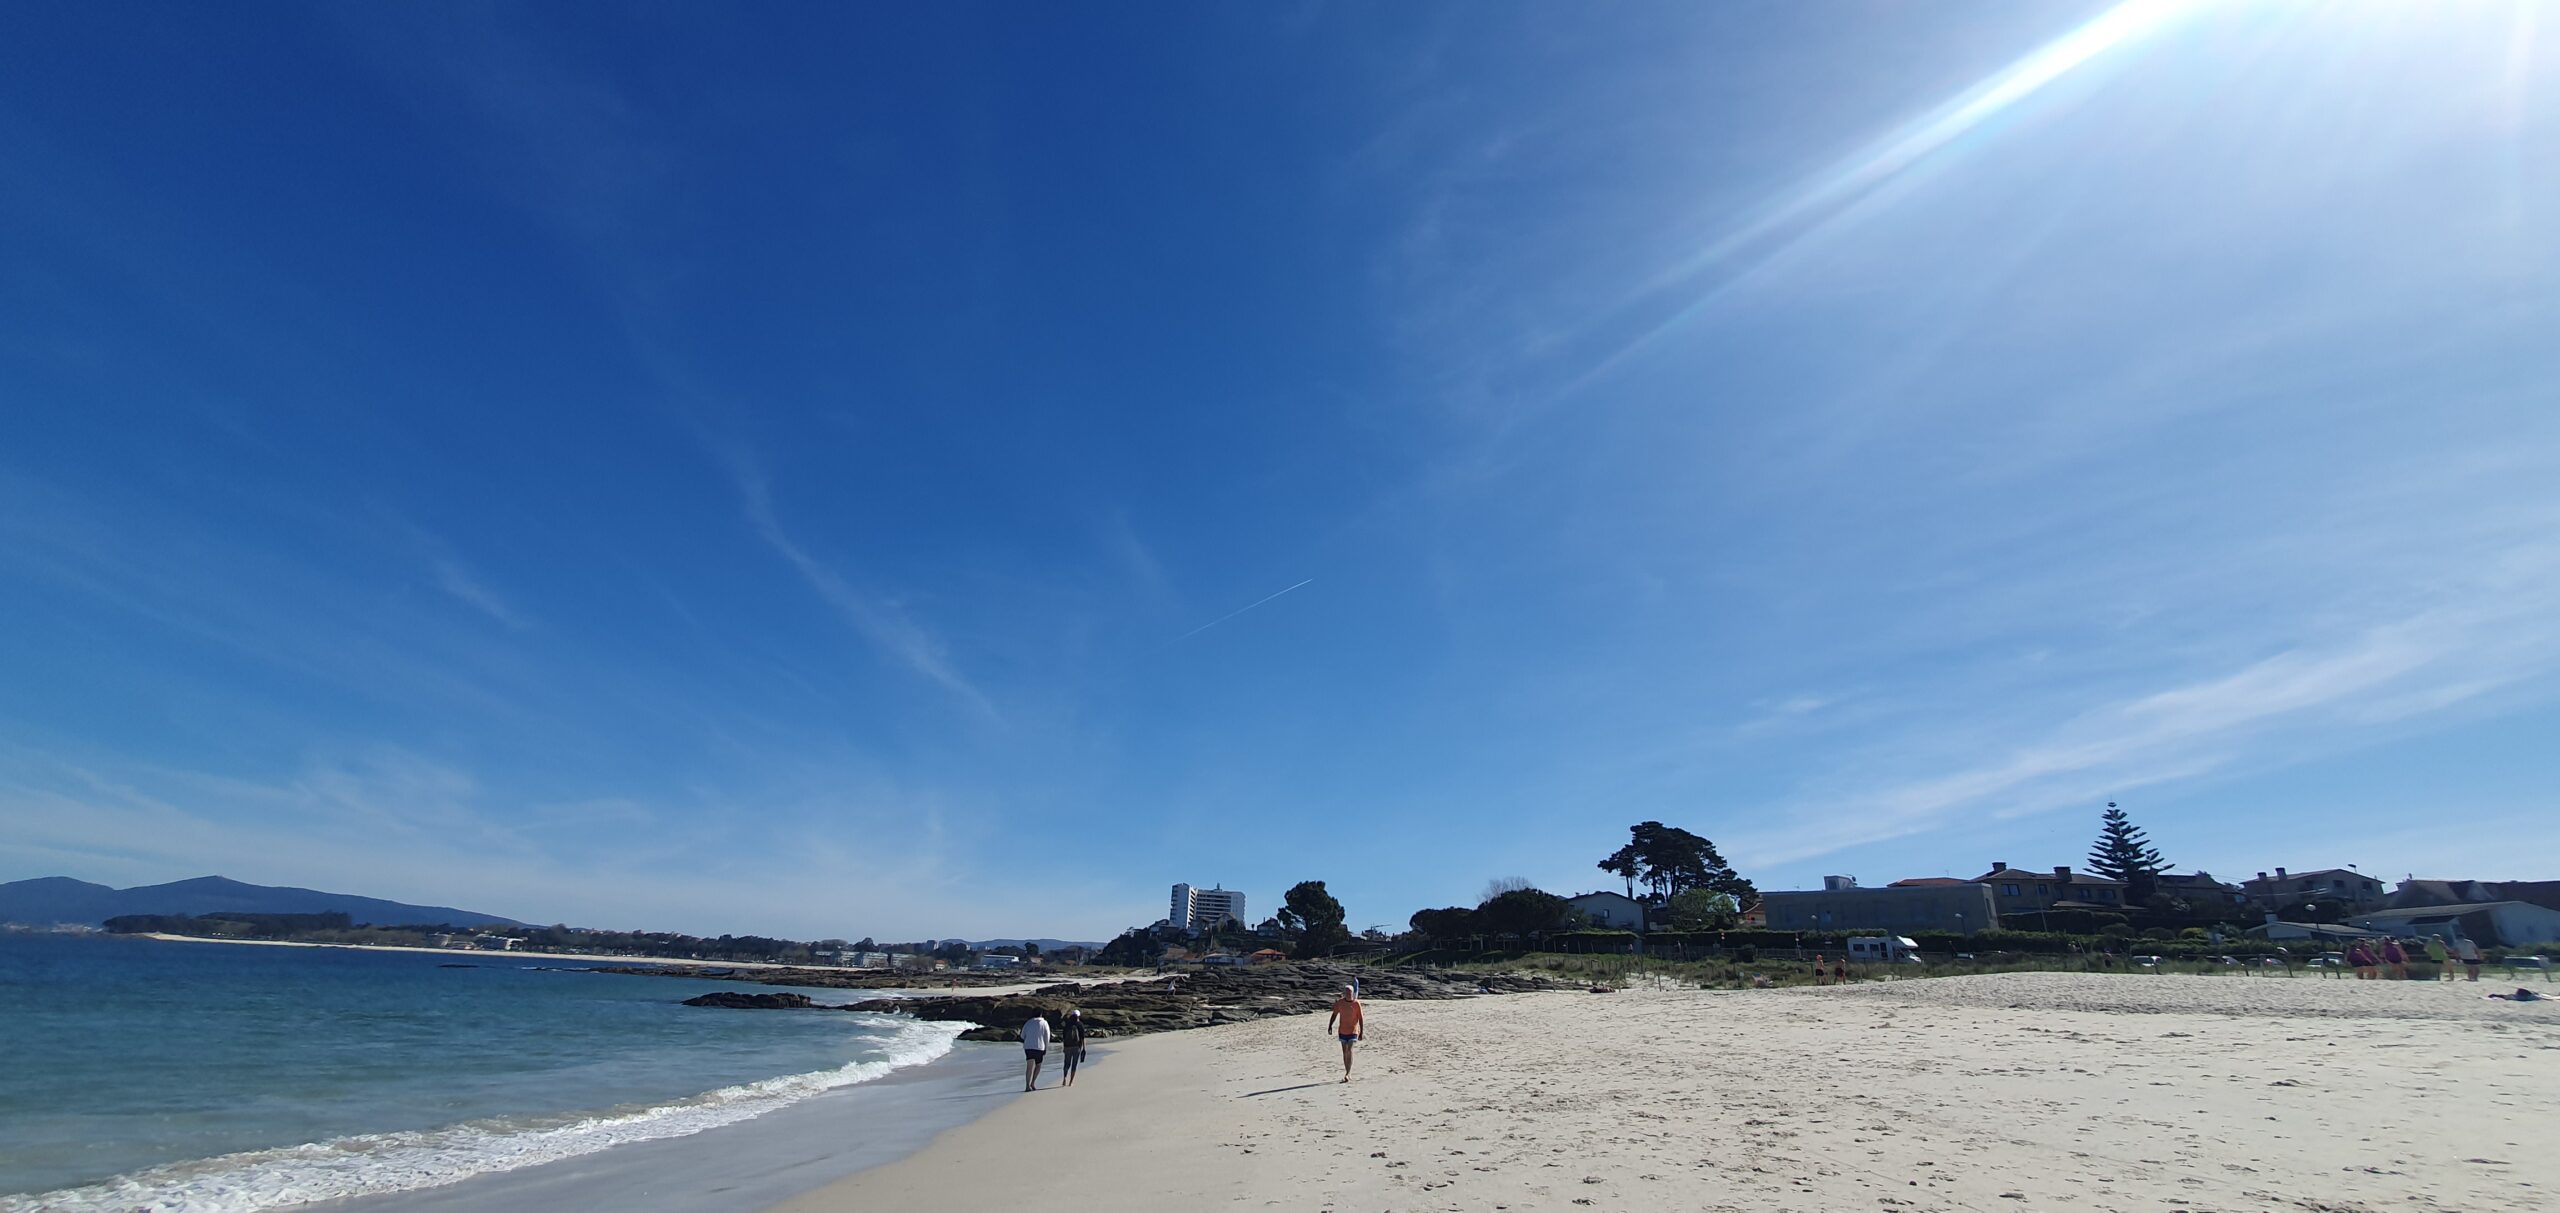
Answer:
2086;801;2168;906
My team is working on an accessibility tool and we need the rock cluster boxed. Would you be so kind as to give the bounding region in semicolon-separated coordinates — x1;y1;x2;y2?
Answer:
681;991;816;1009
838;964;1559;1042
597;965;1030;990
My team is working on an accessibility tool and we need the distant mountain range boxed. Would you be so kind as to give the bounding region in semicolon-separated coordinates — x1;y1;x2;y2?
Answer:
965;938;1107;952
0;876;522;928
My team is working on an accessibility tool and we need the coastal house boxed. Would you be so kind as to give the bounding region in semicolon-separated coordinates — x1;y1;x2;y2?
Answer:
2154;871;2248;908
1565;891;1648;932
2351;902;2560;947
1971;863;2126;917
1759;878;1999;934
472;934;520;951
2387;879;2560;915
973;953;1023;970
2240;868;2387;913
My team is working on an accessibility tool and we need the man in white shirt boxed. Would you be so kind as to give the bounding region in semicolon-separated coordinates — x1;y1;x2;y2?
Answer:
1020;1013;1053;1091
2454;937;2484;982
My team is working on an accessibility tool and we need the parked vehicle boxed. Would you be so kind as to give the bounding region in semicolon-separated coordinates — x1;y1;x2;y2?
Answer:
1847;935;1923;964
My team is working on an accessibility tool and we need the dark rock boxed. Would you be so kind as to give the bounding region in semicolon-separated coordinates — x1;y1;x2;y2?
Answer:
683;991;815;1009
595;965;1036;990
843;963;1564;1042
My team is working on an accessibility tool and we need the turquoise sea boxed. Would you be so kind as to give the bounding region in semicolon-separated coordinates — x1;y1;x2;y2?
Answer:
0;933;963;1212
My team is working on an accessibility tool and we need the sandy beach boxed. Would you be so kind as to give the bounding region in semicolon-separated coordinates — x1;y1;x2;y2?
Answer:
771;972;2557;1212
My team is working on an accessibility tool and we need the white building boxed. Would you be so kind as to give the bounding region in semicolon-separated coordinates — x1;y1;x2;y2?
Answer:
1566;892;1648;932
1170;883;1248;934
2353;902;2560;948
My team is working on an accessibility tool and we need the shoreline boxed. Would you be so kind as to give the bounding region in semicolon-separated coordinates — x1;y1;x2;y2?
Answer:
302;1041;1028;1213
127;933;1113;996
130;932;829;970
770;971;2558;1212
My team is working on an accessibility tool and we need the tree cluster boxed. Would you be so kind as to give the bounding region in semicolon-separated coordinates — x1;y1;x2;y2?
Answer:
1597;821;1756;906
1278;880;1351;957
1406;884;1581;943
105;912;354;936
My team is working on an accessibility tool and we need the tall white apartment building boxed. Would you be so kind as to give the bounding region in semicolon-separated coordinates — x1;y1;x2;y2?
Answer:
1170;883;1247;934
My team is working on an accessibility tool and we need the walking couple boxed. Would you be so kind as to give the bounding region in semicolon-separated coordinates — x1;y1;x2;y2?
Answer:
1020;1009;1088;1091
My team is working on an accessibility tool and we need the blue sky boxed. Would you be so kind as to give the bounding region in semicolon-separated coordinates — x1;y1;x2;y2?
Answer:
4;2;2555;941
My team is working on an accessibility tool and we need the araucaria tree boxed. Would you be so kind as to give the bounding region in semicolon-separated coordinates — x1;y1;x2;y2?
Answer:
2085;801;2169;906
1598;821;1757;907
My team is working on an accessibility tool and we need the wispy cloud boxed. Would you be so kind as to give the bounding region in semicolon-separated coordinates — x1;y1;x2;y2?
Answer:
720;447;995;718
1175;578;1314;642
1734;562;2560;868
431;557;531;630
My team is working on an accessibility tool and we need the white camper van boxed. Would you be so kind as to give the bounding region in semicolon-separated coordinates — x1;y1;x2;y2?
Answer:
1847;936;1922;964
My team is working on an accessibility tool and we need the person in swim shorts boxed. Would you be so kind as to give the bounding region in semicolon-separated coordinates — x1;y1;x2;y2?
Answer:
1020;1012;1052;1091
1325;986;1365;1083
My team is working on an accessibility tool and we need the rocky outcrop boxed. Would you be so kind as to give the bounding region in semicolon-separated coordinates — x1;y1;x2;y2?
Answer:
600;965;1030;990
842;964;1561;1041
682;991;816;1009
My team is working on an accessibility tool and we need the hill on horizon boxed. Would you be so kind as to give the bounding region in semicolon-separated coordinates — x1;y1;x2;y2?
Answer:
0;875;522;928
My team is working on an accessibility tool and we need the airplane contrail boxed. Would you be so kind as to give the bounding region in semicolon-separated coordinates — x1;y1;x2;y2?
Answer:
1176;578;1314;641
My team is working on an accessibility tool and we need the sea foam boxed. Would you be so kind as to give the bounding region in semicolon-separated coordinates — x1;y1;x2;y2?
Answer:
3;1015;964;1213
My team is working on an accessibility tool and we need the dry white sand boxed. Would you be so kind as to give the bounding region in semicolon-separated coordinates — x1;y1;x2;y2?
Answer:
771;971;2558;1213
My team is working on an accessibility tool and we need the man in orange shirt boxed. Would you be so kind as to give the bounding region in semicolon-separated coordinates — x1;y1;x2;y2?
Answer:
1325;985;1365;1083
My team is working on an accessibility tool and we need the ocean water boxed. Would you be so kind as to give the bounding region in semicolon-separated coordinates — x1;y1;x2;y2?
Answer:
0;933;964;1212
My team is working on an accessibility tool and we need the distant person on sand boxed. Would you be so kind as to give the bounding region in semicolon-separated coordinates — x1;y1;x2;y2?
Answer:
1059;1009;1088;1088
2347;941;2374;980
1812;955;1828;986
2382;938;2409;981
1325;986;1365;1082
2426;936;2452;980
2454;936;2484;982
1020;1013;1052;1091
